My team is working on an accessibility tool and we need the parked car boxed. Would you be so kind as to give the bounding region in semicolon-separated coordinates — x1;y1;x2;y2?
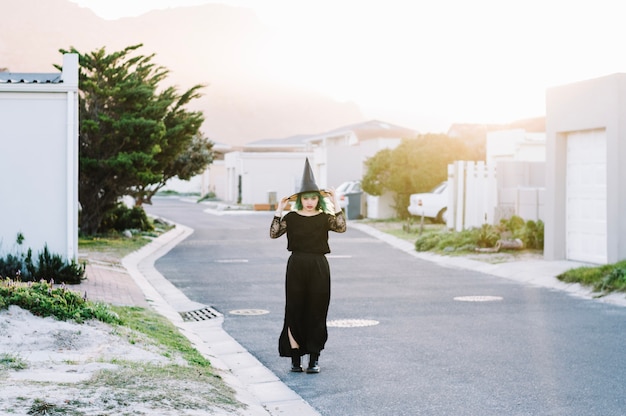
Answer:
335;180;361;209
407;181;448;223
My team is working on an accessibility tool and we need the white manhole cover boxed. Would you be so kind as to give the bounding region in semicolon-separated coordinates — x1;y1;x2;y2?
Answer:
216;259;249;263
327;319;379;328
454;296;503;302
229;309;270;316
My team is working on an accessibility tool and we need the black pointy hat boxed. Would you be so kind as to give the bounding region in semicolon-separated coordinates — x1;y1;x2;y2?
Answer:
288;158;325;201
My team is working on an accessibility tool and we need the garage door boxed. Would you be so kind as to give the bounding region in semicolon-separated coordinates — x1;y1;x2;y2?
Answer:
565;130;607;264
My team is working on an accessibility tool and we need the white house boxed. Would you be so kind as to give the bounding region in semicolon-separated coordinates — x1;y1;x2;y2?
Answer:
545;73;626;265
486;129;546;163
0;54;79;260
222;132;314;207
223;120;418;217
306;120;417;188
161;141;232;198
224;152;314;207
307;120;418;218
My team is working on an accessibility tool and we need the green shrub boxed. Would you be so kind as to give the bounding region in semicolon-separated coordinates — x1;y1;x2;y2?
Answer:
599;268;626;292
504;215;525;234
437;228;478;250
415;228;487;252
28;246;85;284
0;278;121;324
197;191;217;202
475;224;499;248
500;216;544;250
99;203;154;233
415;232;443;251
0;253;24;278
519;219;544;250
0;245;85;284
413;216;544;253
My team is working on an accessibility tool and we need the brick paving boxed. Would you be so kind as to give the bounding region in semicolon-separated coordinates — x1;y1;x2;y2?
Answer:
76;261;150;308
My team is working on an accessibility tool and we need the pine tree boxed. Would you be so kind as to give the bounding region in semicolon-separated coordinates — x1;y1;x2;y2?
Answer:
58;44;212;234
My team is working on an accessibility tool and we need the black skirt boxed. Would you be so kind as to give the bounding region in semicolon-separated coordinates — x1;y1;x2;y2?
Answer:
278;252;331;357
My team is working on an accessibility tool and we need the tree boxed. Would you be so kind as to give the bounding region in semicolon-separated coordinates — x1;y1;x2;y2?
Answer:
362;134;481;218
58;44;212;234
129;83;214;206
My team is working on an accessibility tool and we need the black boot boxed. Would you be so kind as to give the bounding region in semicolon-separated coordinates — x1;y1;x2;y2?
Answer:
290;349;303;372
306;353;320;374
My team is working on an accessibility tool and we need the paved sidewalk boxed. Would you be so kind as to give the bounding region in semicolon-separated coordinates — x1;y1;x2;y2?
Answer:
75;220;626;416
79;260;150;308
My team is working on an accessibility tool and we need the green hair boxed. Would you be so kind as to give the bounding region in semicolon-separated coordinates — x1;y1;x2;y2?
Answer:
294;191;332;214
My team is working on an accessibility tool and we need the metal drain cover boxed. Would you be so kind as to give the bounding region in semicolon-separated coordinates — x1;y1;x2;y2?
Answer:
180;307;221;322
454;295;503;302
229;309;270;316
327;319;379;328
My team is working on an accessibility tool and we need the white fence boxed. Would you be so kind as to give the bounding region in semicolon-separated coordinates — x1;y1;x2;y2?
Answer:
447;161;497;231
447;161;545;231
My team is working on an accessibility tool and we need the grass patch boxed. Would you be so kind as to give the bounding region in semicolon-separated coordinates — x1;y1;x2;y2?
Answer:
69;307;242;413
86;362;239;412
0;279;122;324
0;353;27;371
79;233;156;259
78;216;173;259
557;260;626;294
111;306;212;367
27;398;62;415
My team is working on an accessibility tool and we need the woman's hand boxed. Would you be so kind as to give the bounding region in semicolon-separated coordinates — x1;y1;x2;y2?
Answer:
325;188;340;212
275;196;289;216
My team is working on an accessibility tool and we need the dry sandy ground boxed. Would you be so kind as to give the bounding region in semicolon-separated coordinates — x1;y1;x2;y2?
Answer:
0;305;243;416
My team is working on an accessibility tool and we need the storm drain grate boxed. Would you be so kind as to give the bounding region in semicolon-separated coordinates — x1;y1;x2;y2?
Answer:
180;307;221;322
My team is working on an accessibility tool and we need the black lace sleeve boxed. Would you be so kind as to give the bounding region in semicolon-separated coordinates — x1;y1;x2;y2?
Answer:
328;211;347;233
270;215;287;238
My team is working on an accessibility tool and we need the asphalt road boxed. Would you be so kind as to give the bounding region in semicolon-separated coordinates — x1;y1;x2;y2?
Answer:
145;197;626;416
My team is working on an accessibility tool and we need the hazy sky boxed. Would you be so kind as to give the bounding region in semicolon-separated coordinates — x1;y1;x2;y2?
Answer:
69;0;626;132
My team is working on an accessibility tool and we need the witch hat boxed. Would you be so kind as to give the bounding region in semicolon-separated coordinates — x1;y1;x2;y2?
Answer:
288;158;326;201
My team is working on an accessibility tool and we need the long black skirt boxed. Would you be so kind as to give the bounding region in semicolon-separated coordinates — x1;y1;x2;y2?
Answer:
278;252;331;357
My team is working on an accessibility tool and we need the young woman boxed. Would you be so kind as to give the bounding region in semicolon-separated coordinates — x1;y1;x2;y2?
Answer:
270;160;346;373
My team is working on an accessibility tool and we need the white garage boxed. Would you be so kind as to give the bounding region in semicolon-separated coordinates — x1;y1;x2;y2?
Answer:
565;130;607;263
545;74;626;265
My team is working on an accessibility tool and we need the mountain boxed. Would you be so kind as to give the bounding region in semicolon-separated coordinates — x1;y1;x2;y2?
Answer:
0;0;364;145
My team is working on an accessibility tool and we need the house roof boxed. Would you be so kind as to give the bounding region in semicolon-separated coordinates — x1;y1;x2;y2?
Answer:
0;72;63;84
239;120;417;152
447;117;545;138
244;134;314;151
306;120;418;143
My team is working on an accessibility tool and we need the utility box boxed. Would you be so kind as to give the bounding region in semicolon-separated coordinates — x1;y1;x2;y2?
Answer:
268;191;277;210
345;192;362;219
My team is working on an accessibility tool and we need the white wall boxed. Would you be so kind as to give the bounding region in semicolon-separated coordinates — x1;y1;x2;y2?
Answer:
366;193;396;219
0;54;79;260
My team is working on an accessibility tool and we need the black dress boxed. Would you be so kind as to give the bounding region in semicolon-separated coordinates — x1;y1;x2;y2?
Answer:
270;210;347;357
